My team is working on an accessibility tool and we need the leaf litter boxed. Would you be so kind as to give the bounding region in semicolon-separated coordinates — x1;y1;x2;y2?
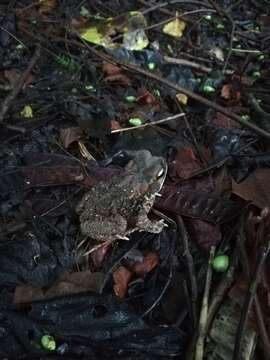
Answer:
0;1;270;359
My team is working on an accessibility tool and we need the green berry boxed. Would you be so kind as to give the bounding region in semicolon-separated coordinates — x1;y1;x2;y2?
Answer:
252;71;261;79
128;118;143;126
125;95;137;103
41;335;56;351
212;255;229;273
241;114;250;122
204;15;212;21
147;62;156;71
216;23;225;30
85;84;96;92
203;85;215;93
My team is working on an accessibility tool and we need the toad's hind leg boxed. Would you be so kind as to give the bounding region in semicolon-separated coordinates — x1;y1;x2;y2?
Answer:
80;215;127;241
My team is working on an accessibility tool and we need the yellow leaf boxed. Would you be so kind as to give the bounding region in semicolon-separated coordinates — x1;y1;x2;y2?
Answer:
80;26;114;48
123;29;149;51
20;105;33;118
163;16;186;38
78;11;147;49
176;93;188;105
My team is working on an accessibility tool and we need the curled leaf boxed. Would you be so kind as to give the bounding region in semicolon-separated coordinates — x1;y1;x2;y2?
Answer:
163;16;186;38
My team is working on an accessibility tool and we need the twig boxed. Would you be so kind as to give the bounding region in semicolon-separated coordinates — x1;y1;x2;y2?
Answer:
233;211;270;360
0;46;40;130
81;44;270;140
177;216;198;329
206;246;238;331
195;246;215;360
111;112;185;133
164;55;214;74
236;214;270;357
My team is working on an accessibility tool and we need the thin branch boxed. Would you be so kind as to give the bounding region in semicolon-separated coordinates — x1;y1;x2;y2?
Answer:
111;112;185;133
195;246;215;360
0;46;40;131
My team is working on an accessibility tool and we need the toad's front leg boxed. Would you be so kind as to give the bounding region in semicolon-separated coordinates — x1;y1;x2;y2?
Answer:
136;209;165;234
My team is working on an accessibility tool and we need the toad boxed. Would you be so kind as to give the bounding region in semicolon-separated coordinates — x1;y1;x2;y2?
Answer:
76;150;167;242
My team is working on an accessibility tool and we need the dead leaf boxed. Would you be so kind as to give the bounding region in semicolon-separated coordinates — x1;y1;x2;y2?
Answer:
170;147;201;180
104;74;131;86
185;218;222;251
110;119;122;131
213;112;241;128
163;16;186;38
13;271;105;303
232;169;270;209
59;127;83;148
113;266;132;298
102;63;122;76
221;84;241;102
39;0;57;15
155;185;242;224
90;241;113;269
137;90;159;106
130;252;159;276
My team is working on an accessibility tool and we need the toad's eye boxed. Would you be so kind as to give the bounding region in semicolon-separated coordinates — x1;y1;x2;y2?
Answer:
157;168;165;178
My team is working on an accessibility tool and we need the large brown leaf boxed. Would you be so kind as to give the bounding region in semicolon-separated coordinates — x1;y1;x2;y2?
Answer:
232;169;270;209
155;185;241;224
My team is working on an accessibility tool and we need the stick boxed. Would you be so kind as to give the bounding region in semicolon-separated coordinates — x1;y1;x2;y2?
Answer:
195;246;215;360
0;47;40;127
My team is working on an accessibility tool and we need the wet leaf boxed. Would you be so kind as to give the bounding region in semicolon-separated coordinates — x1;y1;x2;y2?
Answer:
163;16;186;38
113;266;132;298
130;252;159;276
39;0;57;15
232;169;270;209
78;11;147;49
185;218;222;251
102;63;122;76
137;90;159;106
59;127;83;148
176;93;188;105
123;29;149;51
169;147;202;180
14;271;105;303
221;84;241;102
104;73;131;86
155;185;242;224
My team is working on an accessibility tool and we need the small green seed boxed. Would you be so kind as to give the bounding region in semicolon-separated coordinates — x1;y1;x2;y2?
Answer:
212;255;229;273
216;23;225;30
258;54;265;61
204;15;212;21
241;114;250;122
85;84;96;91
153;89;160;97
41;335;56;351
147;62;156;71
128;118;143;127
203;85;215;93
252;71;261;78
125;95;137;103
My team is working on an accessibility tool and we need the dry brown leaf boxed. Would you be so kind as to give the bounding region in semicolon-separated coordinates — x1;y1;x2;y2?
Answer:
104;74;131;86
39;0;57;15
232;169;270;209
113;266;132;298
170;147;201;180
137;90;159;106
13;271;105;303
102;63;122;76
59;127;83;148
131;252;159;276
